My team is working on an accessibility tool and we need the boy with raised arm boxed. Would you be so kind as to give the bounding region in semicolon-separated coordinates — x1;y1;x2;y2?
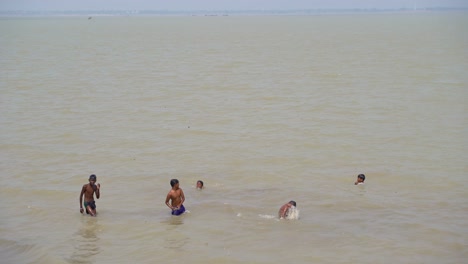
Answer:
79;174;100;216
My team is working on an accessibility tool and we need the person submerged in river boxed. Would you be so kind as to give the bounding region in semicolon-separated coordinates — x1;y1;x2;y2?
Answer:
165;179;186;216
355;174;366;185
79;174;101;216
278;200;297;219
196;180;204;190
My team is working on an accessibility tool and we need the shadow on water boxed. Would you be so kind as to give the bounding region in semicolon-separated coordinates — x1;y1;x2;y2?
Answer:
67;217;101;264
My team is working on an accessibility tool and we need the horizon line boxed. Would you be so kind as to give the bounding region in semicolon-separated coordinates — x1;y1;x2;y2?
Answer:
1;6;467;12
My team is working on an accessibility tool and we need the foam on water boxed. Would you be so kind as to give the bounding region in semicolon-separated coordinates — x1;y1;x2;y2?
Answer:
258;206;299;220
286;206;300;220
258;214;277;219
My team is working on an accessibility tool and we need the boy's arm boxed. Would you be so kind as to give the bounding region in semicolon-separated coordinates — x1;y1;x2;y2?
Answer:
165;192;173;210
96;183;100;199
79;185;85;213
180;189;185;204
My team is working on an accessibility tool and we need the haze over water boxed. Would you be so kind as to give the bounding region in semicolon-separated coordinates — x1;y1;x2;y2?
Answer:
1;12;467;263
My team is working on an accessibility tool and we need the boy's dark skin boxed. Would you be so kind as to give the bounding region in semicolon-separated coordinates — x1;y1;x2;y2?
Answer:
79;175;100;216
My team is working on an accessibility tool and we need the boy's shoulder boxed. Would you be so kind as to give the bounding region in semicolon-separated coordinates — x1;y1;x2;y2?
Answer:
170;188;183;194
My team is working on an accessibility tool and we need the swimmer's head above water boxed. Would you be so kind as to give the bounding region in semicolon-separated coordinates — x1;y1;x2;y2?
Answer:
196;180;204;189
355;174;365;185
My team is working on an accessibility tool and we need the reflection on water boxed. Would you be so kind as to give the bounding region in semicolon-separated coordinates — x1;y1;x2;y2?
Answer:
163;230;190;250
160;214;185;226
160;215;190;250
67;217;101;264
353;183;368;197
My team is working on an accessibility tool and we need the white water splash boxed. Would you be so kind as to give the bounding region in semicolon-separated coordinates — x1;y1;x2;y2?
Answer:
258;214;276;219
285;206;299;220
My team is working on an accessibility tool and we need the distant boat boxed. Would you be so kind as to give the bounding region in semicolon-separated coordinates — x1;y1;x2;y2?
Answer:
88;17;92;20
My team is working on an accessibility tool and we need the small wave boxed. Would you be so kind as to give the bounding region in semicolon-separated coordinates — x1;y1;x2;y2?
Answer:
0;239;68;264
258;214;277;219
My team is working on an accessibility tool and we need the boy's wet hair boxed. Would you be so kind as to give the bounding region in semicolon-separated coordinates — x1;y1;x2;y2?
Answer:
197;180;204;187
358;174;366;180
89;174;96;180
289;200;296;207
170;179;179;187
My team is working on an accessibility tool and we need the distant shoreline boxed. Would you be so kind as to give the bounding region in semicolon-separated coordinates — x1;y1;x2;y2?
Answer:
1;8;467;17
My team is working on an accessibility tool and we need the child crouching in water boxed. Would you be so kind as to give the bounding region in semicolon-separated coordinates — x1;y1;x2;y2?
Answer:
278;200;299;219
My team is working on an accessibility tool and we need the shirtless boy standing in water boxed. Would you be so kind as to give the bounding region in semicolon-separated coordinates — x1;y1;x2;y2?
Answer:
79;174;100;216
165;179;186;215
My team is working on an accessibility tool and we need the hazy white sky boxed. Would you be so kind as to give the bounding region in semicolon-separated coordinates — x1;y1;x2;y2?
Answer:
1;0;467;11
